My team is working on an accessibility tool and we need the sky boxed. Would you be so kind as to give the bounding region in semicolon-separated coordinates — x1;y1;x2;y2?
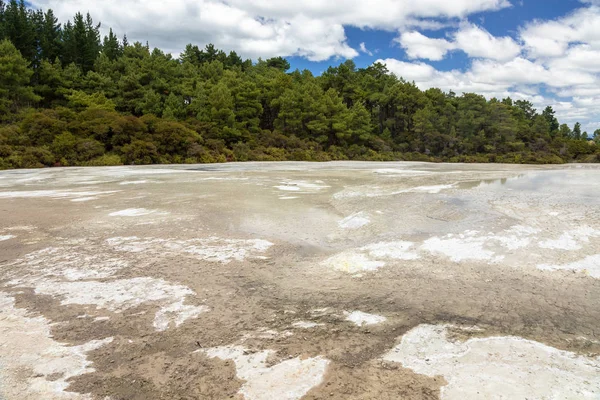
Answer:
29;0;600;132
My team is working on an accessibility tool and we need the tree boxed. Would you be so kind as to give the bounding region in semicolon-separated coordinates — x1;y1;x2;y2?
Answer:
265;56;290;72
83;12;101;71
515;100;536;121
0;39;40;115
559;123;572;138
203;43;221;63
0;0;5;40
102;28;121;61
62;12;100;71
180;44;202;65
39;9;62;62
162;93;185;120
2;1;36;62
573;122;582;140
226;51;243;68
228;75;263;133
542;106;559;134
346;102;372;144
66;90;115;111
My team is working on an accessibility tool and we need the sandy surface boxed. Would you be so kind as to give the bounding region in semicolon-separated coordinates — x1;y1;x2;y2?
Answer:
0;161;599;399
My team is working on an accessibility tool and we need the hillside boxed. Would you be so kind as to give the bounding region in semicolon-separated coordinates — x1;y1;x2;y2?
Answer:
0;0;599;168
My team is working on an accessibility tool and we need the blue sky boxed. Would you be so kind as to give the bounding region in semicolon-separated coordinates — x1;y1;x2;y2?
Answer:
288;0;582;73
29;0;600;131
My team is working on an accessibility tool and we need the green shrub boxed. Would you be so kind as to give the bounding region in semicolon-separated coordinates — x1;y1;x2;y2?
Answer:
86;154;123;166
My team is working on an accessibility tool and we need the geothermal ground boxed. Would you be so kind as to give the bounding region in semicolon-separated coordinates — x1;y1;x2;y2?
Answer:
0;161;599;400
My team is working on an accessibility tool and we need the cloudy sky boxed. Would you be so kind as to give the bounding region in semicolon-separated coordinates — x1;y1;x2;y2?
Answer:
30;0;600;132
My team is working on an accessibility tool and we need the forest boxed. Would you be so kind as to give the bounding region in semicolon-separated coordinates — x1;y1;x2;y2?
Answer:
0;0;599;169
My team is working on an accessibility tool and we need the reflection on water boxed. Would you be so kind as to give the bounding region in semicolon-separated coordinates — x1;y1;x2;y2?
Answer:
460;177;520;189
460;170;600;201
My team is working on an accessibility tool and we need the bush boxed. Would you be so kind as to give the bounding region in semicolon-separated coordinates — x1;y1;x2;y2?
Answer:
86;154;123;166
121;140;160;164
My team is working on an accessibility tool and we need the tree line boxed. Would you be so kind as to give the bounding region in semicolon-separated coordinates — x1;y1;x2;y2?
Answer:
0;0;598;169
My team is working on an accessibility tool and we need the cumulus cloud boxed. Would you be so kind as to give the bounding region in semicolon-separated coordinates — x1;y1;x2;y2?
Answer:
385;2;600;132
379;55;600;131
397;23;521;62
397;31;453;61
520;6;600;59
29;0;511;61
453;23;521;61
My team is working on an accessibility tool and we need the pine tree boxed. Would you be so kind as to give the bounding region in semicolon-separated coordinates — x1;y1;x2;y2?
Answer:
0;0;6;40
102;28;121;61
559;124;572;138
61;12;100;71
61;13;86;67
542;106;559;134
0;39;40;114
573;122;582;140
3;0;36;62
180;44;202;65
83;12;100;71
226;51;242;68
162;93;185;120
265;56;290;72
203;43;218;63
39;9;62;62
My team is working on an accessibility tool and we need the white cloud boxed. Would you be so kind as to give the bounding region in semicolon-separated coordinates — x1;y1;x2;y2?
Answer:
359;42;373;56
548;44;600;73
385;2;600;133
398;23;521;62
452;23;521;61
378;55;600;132
520;6;600;59
397;31;453;61
29;0;511;61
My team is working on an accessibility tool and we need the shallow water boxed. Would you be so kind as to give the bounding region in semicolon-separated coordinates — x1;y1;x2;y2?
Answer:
0;162;599;400
461;169;600;203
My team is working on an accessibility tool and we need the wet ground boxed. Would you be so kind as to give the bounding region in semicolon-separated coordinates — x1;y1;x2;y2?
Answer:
0;161;599;400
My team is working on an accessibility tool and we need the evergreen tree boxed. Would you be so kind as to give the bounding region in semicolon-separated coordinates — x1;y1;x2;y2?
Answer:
203;43;218;63
559;124;572;138
226;51;243;68
573;122;582;140
514;100;536;121
180;44;202;65
2;0;36;62
0;39;40;115
542;106;559;134
265;56;290;72
0;1;6;39
39;9;62;62
83;12;101;71
102;28;121;61
61;12;100;72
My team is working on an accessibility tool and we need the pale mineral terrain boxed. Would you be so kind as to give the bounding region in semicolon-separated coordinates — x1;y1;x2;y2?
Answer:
0;161;599;399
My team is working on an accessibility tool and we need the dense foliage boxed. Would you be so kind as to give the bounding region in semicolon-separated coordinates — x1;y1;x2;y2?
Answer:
0;0;599;169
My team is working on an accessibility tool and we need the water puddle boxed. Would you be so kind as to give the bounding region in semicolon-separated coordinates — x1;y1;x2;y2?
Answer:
460;170;600;202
